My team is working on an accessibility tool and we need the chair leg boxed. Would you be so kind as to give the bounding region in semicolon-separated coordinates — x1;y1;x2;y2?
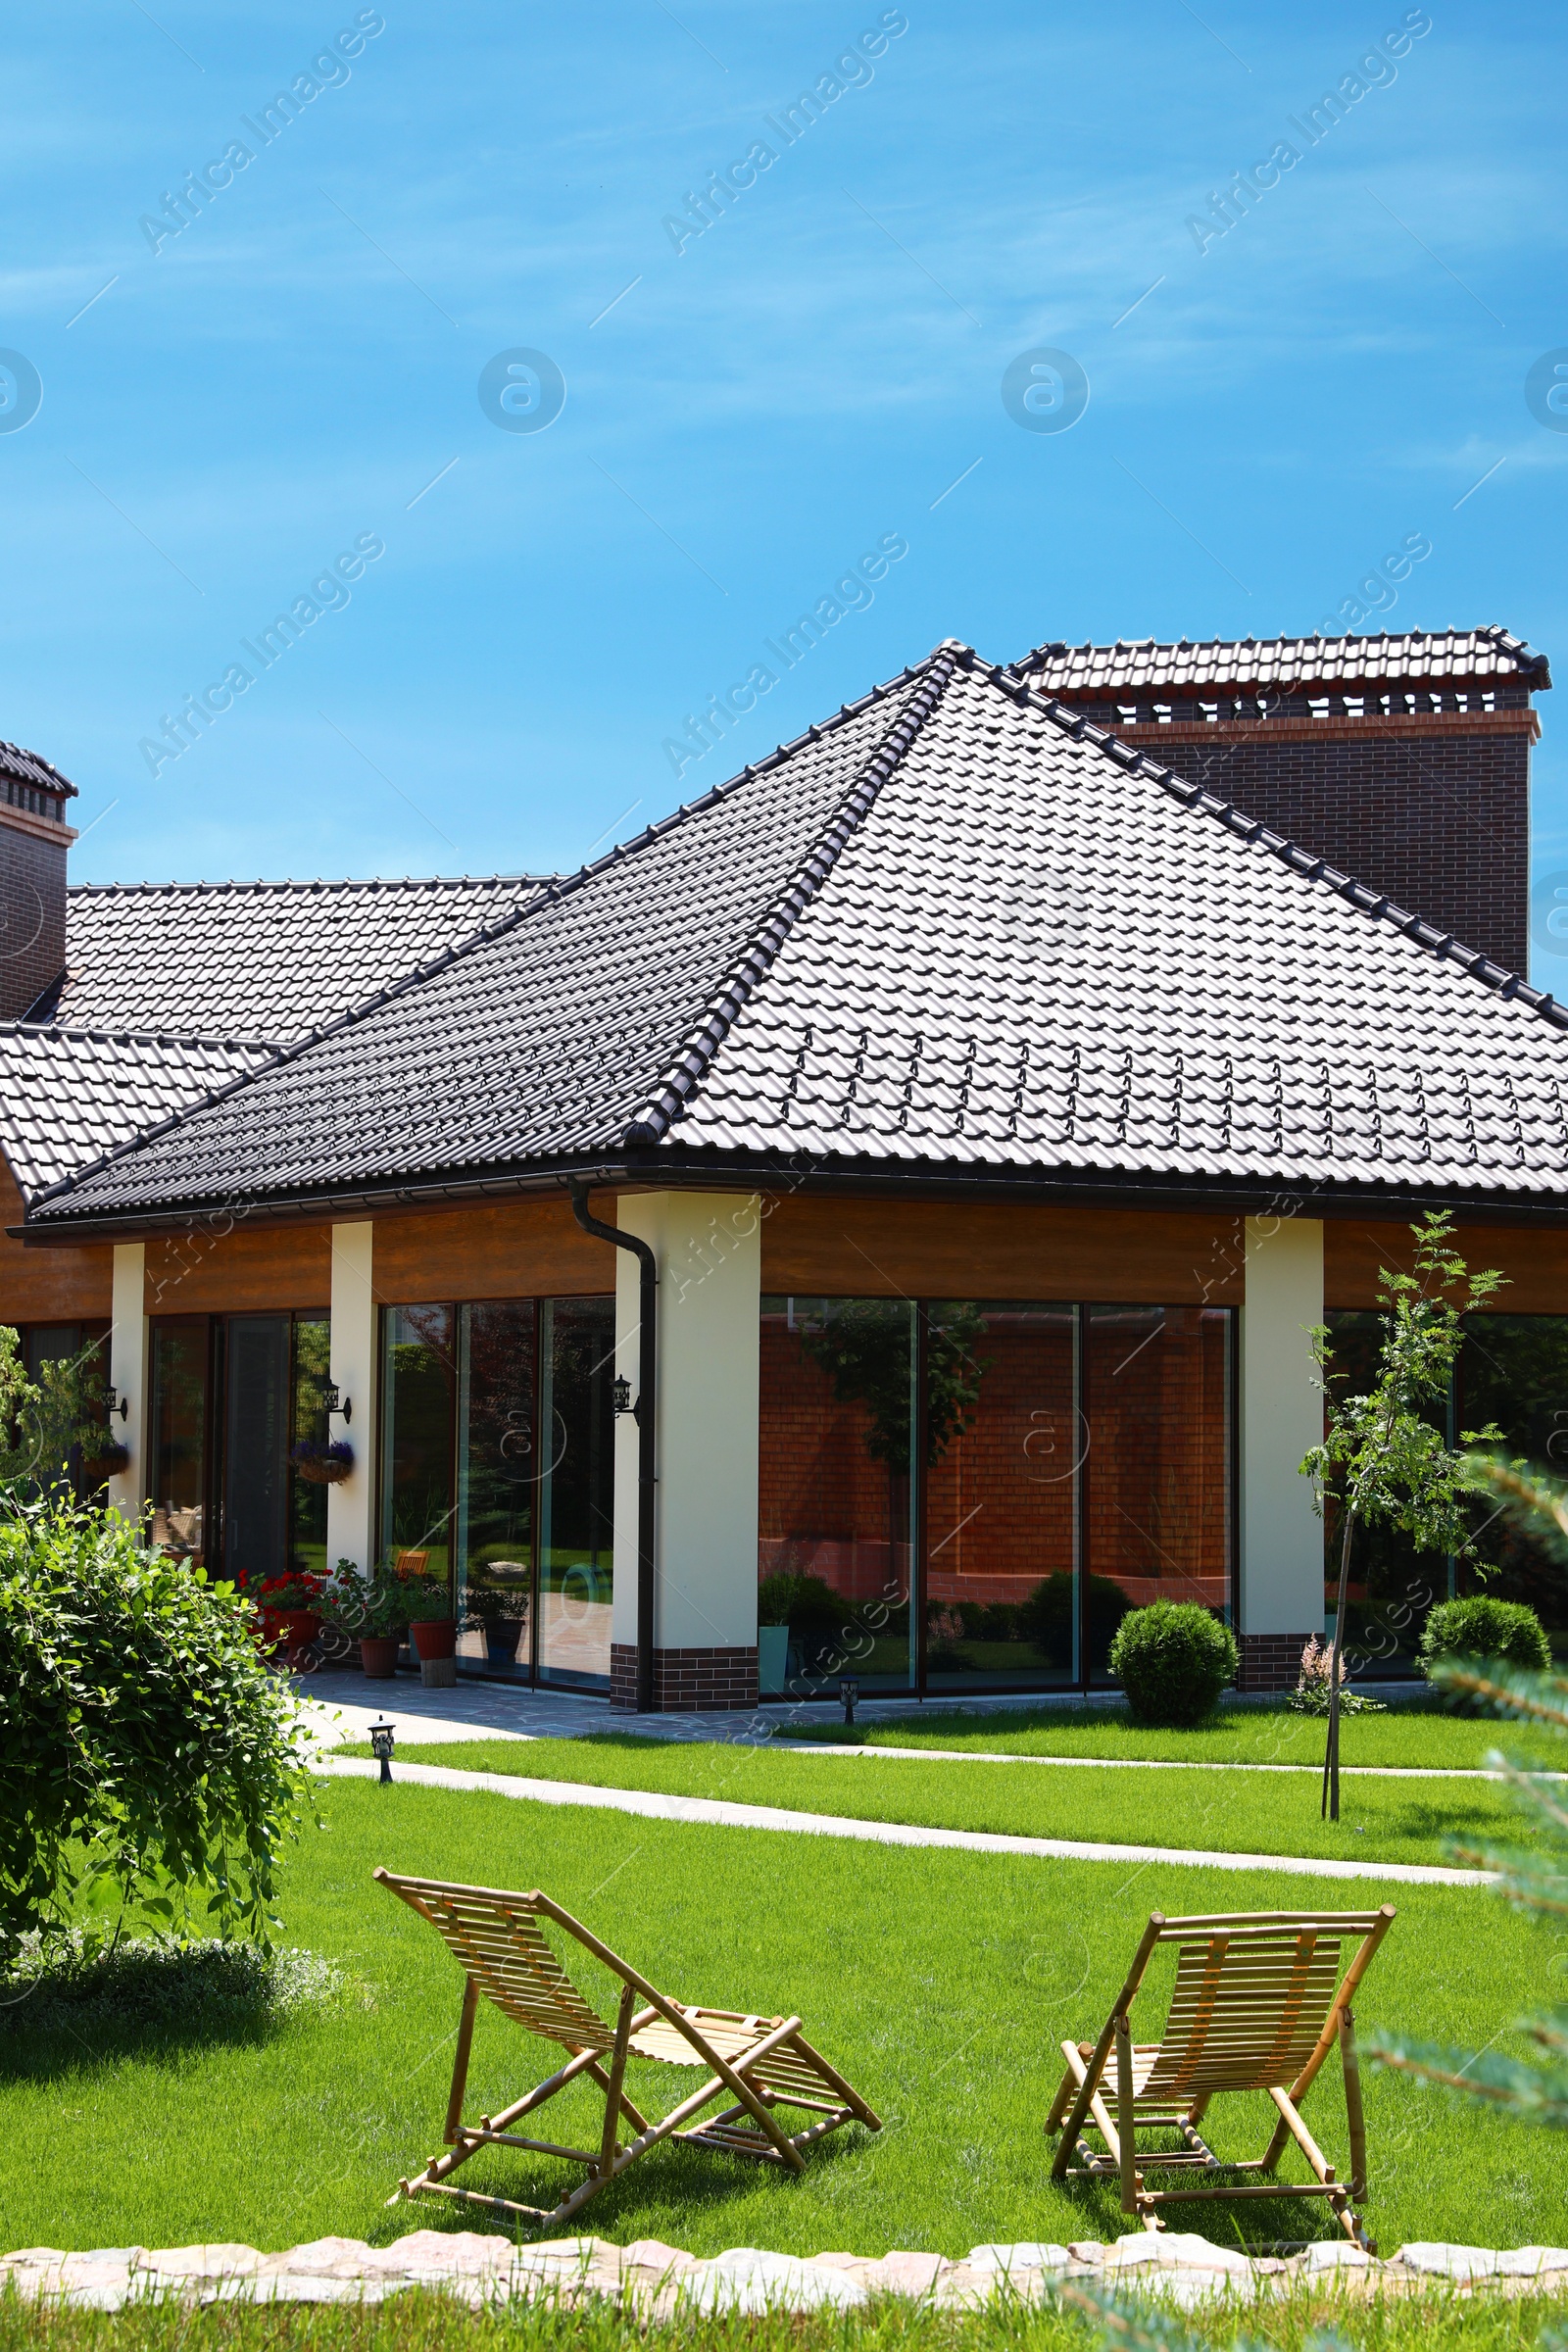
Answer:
444;1978;480;2145
598;1985;636;2180
1340;2007;1367;2199
1115;2015;1138;2218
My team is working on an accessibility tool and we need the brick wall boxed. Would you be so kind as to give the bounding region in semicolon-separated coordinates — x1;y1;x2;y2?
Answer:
1091;723;1531;975
0;814;70;1019
611;1642;759;1711
1238;1632;1312;1693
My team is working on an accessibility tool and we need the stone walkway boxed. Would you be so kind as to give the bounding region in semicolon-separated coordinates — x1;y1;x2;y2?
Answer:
5;2231;1565;2313
315;1755;1494;1886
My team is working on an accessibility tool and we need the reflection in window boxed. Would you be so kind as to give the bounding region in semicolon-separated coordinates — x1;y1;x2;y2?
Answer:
923;1303;1078;1690
290;1316;332;1579
1321;1310;1443;1673
149;1319;209;1563
1460;1314;1568;1660
758;1298;917;1693
537;1298;614;1686
457;1301;537;1671
380;1305;456;1586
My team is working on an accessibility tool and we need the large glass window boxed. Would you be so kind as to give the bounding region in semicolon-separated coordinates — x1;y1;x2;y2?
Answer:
149;1318;210;1563
1321;1309;1446;1675
537;1298;615;1686
1085;1305;1232;1674
383;1296;614;1688
379;1305;457;1582
758;1298;918;1694
457;1301;537;1670
20;1321;109;1494
289;1315;332;1579
760;1295;1233;1697
923;1303;1079;1691
1459;1315;1568;1661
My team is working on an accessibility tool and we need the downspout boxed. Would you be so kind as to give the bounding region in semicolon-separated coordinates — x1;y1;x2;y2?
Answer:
569;1182;657;1712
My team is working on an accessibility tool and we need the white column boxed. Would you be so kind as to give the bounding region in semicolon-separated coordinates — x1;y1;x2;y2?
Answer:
612;1193;761;1660
107;1242;147;1522
326;1221;378;1576
1240;1214;1325;1638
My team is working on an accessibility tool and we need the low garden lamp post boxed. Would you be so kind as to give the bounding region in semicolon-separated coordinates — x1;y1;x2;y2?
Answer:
840;1676;858;1728
369;1718;396;1785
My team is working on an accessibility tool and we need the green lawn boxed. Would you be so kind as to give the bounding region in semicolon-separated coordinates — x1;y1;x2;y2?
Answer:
775;1701;1561;1772
334;1737;1534;1872
2;1777;1559;2262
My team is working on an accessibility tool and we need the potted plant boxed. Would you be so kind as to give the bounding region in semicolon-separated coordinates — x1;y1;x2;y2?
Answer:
399;1569;458;1661
291;1438;355;1486
464;1576;530;1668
318;1559;406;1677
250;1570;322;1662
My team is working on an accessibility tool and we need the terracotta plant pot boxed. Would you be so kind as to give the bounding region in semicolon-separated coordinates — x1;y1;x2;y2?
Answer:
359;1635;401;1679
277;1608;321;1650
410;1617;457;1661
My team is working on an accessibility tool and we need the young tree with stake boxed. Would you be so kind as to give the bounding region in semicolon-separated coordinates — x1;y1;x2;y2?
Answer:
1301;1211;1504;1822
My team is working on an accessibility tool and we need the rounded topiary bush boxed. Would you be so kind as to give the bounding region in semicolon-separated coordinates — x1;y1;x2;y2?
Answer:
1419;1593;1551;1681
1107;1601;1239;1727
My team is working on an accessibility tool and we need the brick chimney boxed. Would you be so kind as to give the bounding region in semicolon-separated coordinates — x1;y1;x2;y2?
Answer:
1015;627;1550;975
0;742;77;1020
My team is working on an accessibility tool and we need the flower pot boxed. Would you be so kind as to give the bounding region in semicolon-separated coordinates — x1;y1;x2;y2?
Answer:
278;1609;321;1649
485;1617;528;1667
359;1635;401;1679
295;1455;352;1486
410;1617;457;1661
758;1624;789;1695
81;1443;130;1484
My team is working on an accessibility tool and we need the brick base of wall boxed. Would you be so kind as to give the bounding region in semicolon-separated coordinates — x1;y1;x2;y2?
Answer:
610;1643;760;1712
1237;1632;1312;1693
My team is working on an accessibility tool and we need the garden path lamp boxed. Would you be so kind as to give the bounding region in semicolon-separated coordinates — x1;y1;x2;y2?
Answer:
369;1718;396;1785
840;1677;858;1728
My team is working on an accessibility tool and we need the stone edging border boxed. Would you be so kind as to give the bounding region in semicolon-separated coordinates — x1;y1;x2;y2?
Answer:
6;2231;1568;2314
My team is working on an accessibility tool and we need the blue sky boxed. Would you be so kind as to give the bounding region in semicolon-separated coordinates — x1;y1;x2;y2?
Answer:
5;3;1566;965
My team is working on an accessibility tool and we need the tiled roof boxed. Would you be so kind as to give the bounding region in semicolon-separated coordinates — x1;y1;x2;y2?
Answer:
25;645;1568;1224
0;740;77;799
0;1025;275;1202
1012;626;1551;698
28;874;552;1038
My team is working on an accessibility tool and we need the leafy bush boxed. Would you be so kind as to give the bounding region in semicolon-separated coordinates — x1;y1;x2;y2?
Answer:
396;1572;455;1624
1420;1593;1551;1681
757;1570;853;1636
1017;1571;1133;1671
317;1560;408;1638
1107;1601;1238;1727
0;1492;314;1957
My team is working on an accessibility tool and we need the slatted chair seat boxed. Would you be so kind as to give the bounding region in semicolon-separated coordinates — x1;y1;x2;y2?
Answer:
374;1869;880;2230
1047;1907;1396;2249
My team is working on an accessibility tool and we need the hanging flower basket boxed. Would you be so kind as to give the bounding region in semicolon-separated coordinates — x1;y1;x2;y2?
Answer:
80;1441;130;1485
292;1439;355;1486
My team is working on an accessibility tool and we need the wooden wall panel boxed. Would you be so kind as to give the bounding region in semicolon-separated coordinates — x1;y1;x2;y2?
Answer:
759;1193;1247;1304
370;1193;615;1304
0;1162;112;1322
1327;1218;1568;1313
144;1219;332;1315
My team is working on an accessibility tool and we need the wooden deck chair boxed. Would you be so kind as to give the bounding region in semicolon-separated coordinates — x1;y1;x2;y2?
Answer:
1047;1907;1395;2249
375;1869;880;2228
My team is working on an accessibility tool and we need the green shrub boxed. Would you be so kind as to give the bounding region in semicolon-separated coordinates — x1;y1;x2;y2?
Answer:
757;1570;853;1636
1107;1600;1239;1727
0;1492;314;1957
1017;1571;1133;1671
1420;1593;1551;1681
